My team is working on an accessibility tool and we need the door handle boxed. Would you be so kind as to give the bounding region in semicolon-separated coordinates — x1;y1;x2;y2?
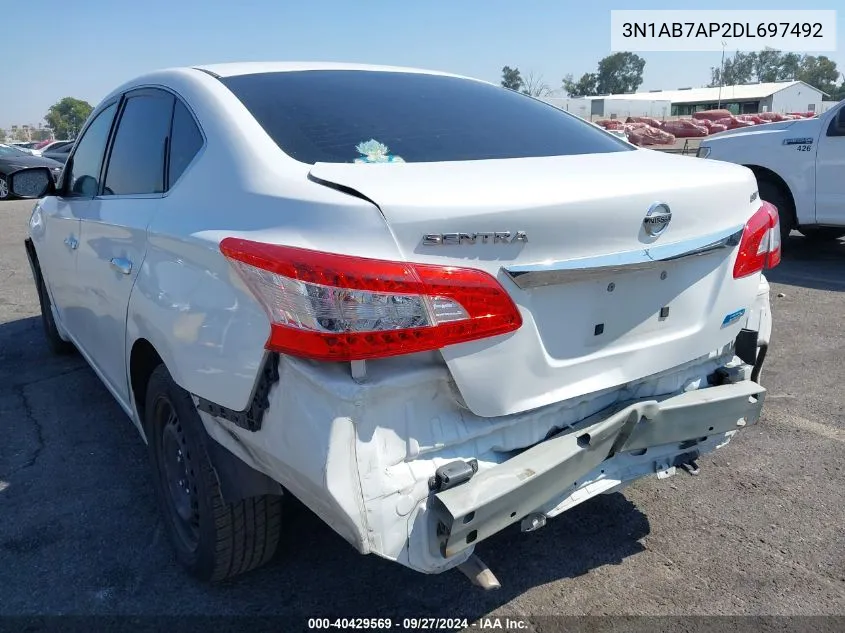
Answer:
63;236;78;250
109;257;132;275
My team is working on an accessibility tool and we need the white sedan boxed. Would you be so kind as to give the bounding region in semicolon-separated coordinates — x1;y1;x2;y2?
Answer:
12;62;778;588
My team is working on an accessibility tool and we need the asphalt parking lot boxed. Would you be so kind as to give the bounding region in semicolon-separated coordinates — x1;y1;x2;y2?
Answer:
1;197;844;624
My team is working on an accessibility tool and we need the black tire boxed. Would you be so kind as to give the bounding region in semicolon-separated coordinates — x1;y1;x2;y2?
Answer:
0;174;10;200
757;177;794;246
145;364;283;581
800;227;845;241
34;269;75;355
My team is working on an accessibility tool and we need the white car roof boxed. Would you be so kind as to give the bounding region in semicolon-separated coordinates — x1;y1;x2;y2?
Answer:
192;61;470;80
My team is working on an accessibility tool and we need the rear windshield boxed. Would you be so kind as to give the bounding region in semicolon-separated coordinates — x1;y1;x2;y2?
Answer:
219;70;632;164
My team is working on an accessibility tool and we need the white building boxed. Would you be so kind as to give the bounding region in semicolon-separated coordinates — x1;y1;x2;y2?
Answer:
540;97;672;120
574;81;826;116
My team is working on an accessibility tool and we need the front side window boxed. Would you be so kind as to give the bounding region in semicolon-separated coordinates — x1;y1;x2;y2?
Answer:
65;102;118;197
103;91;174;196
220;70;632;165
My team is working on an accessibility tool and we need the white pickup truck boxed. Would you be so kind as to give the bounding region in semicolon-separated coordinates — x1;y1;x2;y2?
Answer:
697;100;845;243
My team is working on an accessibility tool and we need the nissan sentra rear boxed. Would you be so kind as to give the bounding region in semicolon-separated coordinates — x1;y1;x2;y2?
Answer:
24;63;778;587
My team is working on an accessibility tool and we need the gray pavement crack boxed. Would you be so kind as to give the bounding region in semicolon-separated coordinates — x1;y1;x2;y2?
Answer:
3;382;44;479
1;365;86;479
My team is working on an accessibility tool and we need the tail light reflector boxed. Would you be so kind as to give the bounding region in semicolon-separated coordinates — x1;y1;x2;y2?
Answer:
219;239;523;361
733;201;781;279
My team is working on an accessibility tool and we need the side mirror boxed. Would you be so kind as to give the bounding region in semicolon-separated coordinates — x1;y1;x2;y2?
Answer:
7;167;56;199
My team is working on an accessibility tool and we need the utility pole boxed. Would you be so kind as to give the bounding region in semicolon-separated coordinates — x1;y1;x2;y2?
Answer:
718;40;727;109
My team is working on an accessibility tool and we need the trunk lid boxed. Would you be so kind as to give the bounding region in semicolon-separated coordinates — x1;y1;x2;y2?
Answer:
310;150;763;417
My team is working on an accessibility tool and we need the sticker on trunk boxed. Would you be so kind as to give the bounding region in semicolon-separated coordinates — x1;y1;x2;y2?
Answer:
782;137;814;145
721;308;746;328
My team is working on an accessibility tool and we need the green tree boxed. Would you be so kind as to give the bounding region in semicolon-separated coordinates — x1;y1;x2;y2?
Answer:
501;66;524;91
562;52;645;96
754;48;781;82
711;49;840;95
595;52;645;94
796;55;840;95
562;72;598;96
752;48;801;82
778;53;803;82
45;97;93;139
0;128;5;142
709;51;755;87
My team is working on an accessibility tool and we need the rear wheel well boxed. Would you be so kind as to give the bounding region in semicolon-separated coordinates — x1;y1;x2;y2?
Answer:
744;165;797;227
130;339;163;433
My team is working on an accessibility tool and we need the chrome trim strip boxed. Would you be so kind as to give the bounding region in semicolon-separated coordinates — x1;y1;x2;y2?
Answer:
502;224;744;289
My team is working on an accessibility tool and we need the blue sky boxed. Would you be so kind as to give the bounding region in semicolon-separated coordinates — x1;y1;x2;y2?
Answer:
2;0;843;129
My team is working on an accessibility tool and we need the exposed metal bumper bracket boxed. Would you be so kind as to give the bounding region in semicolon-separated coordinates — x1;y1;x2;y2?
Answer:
430;380;765;558
196;353;280;432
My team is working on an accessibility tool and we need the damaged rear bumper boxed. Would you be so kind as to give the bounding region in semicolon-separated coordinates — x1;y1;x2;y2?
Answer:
431;380;765;558
196;341;769;575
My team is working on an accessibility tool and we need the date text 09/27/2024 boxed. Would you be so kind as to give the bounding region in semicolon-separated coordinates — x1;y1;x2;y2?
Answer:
306;617;529;630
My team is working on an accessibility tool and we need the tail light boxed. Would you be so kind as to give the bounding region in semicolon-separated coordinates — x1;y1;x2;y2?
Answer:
219;238;523;361
733;201;781;279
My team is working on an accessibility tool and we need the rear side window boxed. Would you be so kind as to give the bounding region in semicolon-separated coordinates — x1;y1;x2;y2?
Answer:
103;90;174;196
168;100;203;186
219;71;632;164
65;102;117;197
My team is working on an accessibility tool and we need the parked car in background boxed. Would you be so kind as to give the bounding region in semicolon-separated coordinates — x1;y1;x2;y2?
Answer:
697;100;845;243
41;142;74;164
7;141;42;156
38;140;73;153
14;62;777;588
0;144;64;199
